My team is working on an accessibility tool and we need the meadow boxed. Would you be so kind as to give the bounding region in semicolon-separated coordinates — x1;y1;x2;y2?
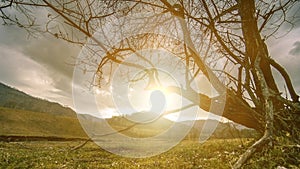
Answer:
2;138;296;169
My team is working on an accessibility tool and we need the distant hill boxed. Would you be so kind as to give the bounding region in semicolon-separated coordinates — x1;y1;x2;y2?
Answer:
77;113;175;138
0;107;87;138
0;82;74;116
0;82;87;139
170;119;253;139
78;113;257;139
0;82;257;140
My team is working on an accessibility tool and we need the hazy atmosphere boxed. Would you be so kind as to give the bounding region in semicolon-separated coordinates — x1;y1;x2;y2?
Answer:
0;8;300;109
1;1;300;168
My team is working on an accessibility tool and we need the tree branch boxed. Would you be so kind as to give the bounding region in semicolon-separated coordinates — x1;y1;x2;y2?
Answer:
269;58;299;102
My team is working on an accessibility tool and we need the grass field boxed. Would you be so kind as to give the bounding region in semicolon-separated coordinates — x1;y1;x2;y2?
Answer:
0;139;252;169
1;138;299;169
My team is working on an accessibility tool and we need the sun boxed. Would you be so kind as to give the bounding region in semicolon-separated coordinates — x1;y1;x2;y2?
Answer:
127;69;182;118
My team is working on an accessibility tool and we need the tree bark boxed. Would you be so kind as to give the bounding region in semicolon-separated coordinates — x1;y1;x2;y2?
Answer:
238;0;279;94
167;87;263;131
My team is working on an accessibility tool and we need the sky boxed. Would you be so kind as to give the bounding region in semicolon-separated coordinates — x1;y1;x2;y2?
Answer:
0;25;80;107
0;4;300;121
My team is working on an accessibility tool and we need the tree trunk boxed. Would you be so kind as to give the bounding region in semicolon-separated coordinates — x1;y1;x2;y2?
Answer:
174;87;264;131
238;0;279;95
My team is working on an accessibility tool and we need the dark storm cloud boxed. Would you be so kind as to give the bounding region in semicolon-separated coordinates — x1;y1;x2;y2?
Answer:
289;41;300;56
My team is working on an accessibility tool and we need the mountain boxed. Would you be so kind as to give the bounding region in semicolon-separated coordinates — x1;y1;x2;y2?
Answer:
77;113;175;138
182;119;258;139
0;82;74;116
0;82;87;139
79;113;257;139
0;82;257;140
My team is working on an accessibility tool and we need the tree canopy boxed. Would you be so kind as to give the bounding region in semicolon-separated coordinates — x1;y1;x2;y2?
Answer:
1;0;299;168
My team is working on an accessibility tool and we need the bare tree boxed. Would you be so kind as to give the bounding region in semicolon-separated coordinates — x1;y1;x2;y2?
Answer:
1;0;299;168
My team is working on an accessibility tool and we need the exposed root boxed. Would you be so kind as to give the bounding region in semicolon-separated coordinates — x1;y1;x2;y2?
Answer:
233;133;271;168
71;138;92;151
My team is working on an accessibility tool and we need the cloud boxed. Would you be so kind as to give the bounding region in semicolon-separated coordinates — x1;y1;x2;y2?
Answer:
0;23;29;46
22;35;81;99
1;2;300;109
0;23;81;107
0;45;59;100
289;3;300;28
0;6;85;107
289;41;300;56
267;27;300;95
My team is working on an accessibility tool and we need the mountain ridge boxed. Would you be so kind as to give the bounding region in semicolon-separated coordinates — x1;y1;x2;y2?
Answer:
0;82;257;139
0;82;74;116
0;82;87;138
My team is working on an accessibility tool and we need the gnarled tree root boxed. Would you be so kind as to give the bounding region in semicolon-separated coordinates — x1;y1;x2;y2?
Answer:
233;134;271;169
